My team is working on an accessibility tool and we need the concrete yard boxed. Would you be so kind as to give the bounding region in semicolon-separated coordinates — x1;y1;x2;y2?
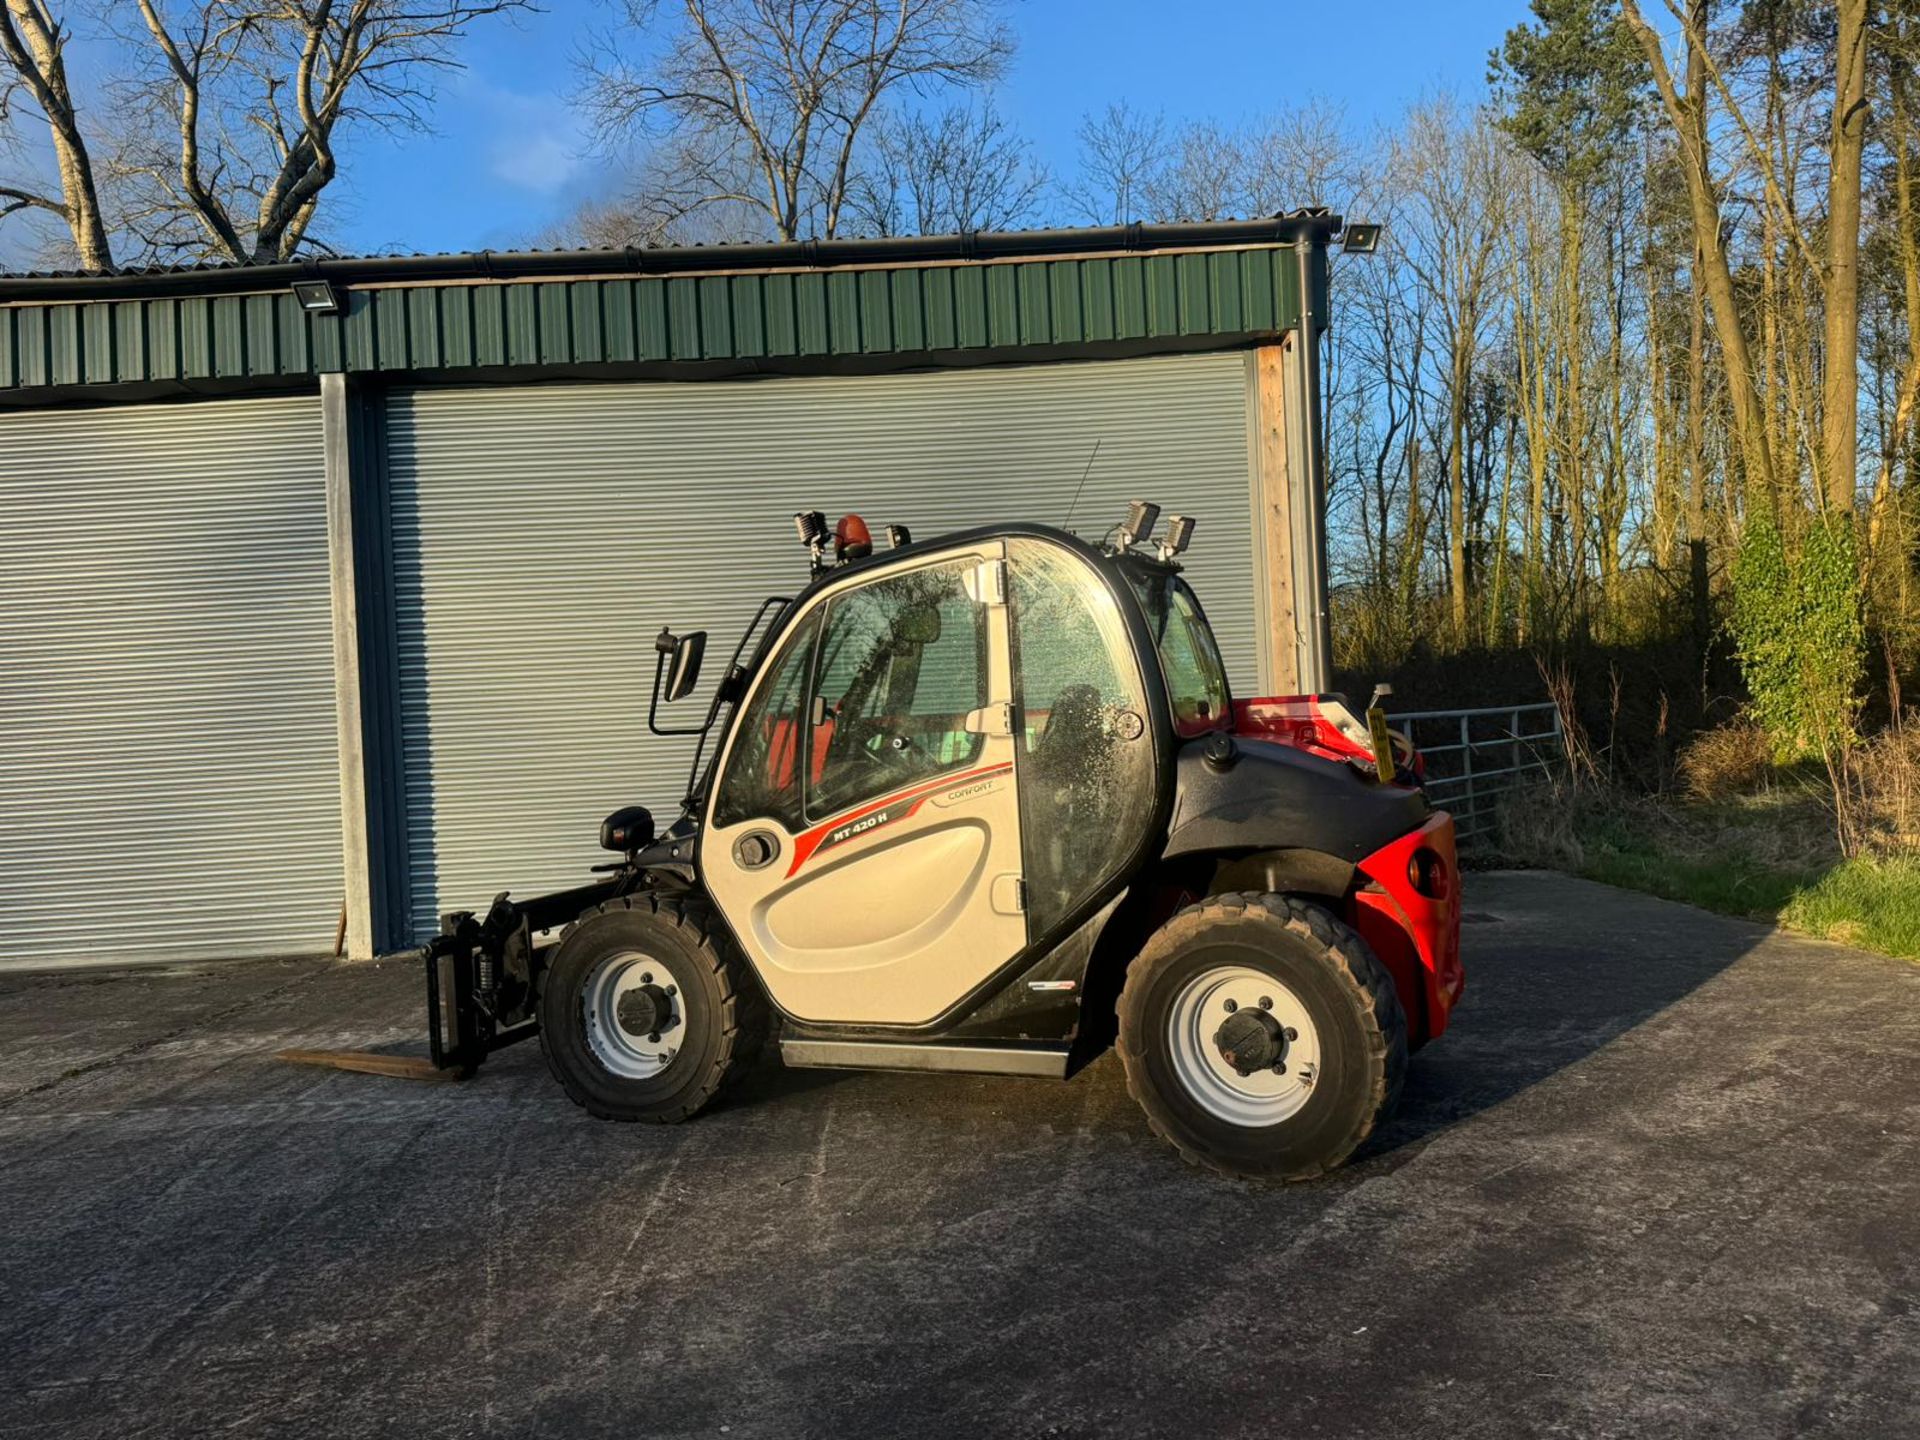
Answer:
1;871;1915;1439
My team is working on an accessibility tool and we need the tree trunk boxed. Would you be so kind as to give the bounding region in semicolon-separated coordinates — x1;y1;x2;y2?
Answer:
2;0;113;269
1562;196;1588;609
1824;0;1871;517
1622;0;1780;508
1870;52;1920;553
1687;241;1707;539
1488;412;1517;643
1685;16;1710;541
1449;346;1469;641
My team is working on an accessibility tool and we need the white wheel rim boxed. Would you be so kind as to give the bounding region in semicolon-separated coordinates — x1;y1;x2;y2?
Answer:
1166;964;1322;1127
581;950;687;1080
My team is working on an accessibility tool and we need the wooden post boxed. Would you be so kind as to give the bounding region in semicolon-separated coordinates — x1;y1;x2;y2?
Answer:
1254;341;1301;695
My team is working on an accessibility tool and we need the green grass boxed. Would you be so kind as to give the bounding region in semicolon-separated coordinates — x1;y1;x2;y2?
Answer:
1778;858;1920;958
1578;845;1821;919
1496;783;1920;961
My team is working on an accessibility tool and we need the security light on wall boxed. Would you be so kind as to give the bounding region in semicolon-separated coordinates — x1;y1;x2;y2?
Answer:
1341;223;1383;255
291;279;340;314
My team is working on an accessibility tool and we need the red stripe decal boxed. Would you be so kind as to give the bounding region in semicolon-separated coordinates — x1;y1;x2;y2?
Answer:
785;762;1013;877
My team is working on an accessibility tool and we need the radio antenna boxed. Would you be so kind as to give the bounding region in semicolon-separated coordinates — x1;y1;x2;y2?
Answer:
1061;439;1102;535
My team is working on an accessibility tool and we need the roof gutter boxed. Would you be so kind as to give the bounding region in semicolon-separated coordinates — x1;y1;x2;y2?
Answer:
0;213;1344;303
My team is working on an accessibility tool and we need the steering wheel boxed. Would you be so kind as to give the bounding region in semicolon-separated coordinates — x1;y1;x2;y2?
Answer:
830;716;918;782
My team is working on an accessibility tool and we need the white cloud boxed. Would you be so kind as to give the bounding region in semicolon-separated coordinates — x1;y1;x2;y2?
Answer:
477;87;589;196
491;128;586;195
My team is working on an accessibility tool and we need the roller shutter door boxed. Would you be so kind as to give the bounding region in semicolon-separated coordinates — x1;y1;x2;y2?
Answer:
0;395;342;969
388;351;1258;940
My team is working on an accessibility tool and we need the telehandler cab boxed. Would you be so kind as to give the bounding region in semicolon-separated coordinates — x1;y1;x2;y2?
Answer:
419;503;1461;1180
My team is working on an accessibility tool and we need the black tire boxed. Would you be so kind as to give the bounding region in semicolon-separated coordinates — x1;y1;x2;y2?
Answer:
537;892;767;1123
1116;892;1406;1181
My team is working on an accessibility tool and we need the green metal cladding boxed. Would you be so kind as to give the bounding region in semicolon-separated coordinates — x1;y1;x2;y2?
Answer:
0;247;1315;399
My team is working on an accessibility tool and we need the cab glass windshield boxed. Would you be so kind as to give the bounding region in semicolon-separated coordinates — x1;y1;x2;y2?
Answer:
1127;571;1232;736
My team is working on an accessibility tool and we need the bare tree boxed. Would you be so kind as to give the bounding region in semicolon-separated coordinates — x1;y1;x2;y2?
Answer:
1142;117;1249;221
1;0;529;269
1394;96;1510;639
1064;101;1165;224
546;181;771;250
1071;100;1358;226
579;0;1012;242
1242;97;1356;212
843;101;1045;236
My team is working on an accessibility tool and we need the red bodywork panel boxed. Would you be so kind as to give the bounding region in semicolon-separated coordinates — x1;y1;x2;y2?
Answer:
1343;811;1463;1047
1233;694;1425;781
1233;695;1457;1042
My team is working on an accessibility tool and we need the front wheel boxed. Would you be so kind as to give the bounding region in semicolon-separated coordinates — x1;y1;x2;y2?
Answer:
537;893;767;1123
1117;892;1406;1181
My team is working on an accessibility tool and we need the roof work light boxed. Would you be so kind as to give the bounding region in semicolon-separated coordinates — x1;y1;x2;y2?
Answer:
291;278;340;314
1341;223;1382;255
1118;500;1160;551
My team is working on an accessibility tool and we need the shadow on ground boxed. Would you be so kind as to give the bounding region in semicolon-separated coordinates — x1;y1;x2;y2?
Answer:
0;871;1915;1440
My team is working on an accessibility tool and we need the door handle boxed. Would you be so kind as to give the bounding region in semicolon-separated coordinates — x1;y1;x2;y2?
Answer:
732;830;780;871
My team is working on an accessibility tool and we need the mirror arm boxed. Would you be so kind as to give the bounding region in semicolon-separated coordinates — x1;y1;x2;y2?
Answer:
648;646;710;738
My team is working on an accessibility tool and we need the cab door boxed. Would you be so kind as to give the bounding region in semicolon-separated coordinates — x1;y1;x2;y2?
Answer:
702;545;1027;1025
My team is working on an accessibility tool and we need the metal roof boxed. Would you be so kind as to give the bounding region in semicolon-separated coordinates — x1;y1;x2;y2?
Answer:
0;214;1341;295
0;215;1339;405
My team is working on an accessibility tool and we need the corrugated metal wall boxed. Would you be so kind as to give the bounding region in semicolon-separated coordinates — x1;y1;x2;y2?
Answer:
0;395;344;968
386;352;1257;940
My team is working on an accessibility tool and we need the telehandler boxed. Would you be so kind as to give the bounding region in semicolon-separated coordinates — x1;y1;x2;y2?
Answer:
418;503;1461;1179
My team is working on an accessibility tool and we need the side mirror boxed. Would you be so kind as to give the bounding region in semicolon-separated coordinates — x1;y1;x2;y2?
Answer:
662;630;706;702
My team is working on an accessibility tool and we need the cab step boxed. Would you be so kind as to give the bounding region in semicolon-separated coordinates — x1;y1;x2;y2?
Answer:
779;1038;1068;1078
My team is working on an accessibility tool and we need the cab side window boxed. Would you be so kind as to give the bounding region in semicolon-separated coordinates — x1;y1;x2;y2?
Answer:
1159;580;1233;735
712;614;818;833
1007;539;1156;935
806;561;988;820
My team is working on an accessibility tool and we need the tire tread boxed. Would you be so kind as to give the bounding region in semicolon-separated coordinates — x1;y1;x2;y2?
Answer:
538;889;767;1124
1116;891;1406;1181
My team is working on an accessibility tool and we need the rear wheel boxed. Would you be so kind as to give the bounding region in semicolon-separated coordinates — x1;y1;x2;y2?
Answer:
538;892;766;1123
1117;892;1406;1181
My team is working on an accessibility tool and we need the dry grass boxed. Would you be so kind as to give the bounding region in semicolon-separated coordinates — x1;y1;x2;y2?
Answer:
1845;722;1920;856
1496;777;1837;884
1676;719;1774;801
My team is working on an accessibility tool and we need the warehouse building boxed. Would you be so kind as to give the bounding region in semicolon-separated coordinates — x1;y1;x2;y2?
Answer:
0;215;1342;971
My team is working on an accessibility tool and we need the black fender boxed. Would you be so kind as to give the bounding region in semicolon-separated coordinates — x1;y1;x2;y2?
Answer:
1205;846;1357;901
1164;736;1431;869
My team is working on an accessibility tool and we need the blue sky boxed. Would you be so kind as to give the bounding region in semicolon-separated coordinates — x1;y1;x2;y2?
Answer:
332;0;1537;255
2;1;1538;263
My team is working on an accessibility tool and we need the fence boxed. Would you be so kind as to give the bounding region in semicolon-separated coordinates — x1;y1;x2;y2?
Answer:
1388;702;1565;847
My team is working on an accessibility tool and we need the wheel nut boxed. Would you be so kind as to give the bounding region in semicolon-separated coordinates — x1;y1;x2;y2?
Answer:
666;985;677;997
1259;996;1273;1010
1272;1061;1286;1075
1284;1027;1298;1041
648;1032;661;1043
1223;999;1238;1013
640;971;654;984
